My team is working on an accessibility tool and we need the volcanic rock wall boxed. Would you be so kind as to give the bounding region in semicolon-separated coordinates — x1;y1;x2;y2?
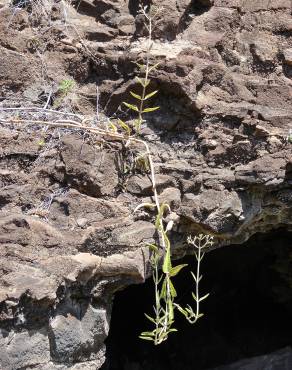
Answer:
0;0;291;368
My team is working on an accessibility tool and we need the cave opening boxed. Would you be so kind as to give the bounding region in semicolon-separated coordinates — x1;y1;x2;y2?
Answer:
102;230;292;370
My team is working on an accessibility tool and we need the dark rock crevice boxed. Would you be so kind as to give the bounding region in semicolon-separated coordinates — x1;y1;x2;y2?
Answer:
103;229;292;370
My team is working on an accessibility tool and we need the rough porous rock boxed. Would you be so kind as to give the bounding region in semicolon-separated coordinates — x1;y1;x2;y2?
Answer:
0;0;292;368
209;347;292;370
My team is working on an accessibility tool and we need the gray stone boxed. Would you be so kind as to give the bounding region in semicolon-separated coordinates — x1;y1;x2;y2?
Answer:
209;347;292;370
0;328;50;370
50;304;108;363
160;187;181;209
283;49;292;66
110;221;155;247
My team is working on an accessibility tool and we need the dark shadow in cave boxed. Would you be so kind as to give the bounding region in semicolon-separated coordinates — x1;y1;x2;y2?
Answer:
102;230;292;370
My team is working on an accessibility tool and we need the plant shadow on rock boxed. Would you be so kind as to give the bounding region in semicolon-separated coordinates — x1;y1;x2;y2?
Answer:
102;229;292;370
128;0;152;17
178;0;214;33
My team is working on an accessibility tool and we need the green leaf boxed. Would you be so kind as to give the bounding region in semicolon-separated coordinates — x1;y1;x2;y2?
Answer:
123;102;139;112
139;336;154;341
168;300;174;321
155;289;160;305
134;118;143;130
162;247;171;273
142;106;160;113
144;79;150;87
140;331;155;337
134;203;156;213
155;214;162;231
163;230;171;250
133;62;145;70
155;203;170;230
109;121;117;133
169;264;188;277
169;279;177;298
135;76;146;87
147;244;158;253
149;62;160;72
199;293;210;302
144;90;158;100
192;292;198;301
161;203;171;215
130;91;142;100
160;279;167;299
185;307;193;315
58;79;75;94
145;314;156;324
117;119;131;136
174;303;187;315
190;271;197;282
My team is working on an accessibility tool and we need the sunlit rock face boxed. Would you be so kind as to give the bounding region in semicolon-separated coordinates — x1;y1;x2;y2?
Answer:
0;0;292;368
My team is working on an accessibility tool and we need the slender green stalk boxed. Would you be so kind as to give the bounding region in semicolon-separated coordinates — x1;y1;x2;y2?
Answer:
137;10;152;133
175;234;213;324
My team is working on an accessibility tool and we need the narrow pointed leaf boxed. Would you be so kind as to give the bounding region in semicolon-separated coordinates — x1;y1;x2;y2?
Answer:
147;243;158;253
117;119;131;135
123;102;139;112
185;307;192;315
170;264;188;277
109;122;117;132
135;76;146;87
162;247;171;273
168;300;174;321
161;203;171;214
149;62;160;72
155;216;163;232
134;118;143;131
160;279;167;299
176;306;187;316
140;337;154;341
163;230;171;250
190;271;197;282
199;293;210;302
145;314;156;324
144;90;158;100
140;331;155;337
130;91;142;100
192;292;198;301
143;106;160;113
134;203;156;213
133;62;144;70
186;304;193;311
169;279;177;298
